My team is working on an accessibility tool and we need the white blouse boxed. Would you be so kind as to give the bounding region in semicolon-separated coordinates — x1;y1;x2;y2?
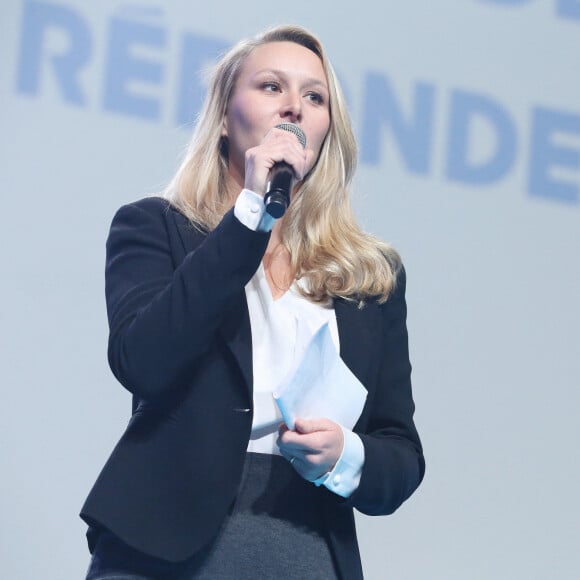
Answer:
235;189;364;498
245;262;339;455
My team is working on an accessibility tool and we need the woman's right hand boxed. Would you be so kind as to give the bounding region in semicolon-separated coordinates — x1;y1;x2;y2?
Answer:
243;126;315;196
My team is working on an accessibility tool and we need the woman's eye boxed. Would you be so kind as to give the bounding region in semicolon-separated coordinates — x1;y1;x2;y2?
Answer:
307;92;324;105
262;82;281;92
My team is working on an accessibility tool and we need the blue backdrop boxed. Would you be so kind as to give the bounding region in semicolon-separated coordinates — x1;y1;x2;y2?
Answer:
1;1;578;578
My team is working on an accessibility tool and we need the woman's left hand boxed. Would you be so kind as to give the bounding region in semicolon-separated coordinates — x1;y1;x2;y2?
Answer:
277;418;344;481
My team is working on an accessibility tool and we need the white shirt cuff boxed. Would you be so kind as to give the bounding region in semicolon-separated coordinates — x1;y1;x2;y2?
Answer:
234;189;275;232
312;426;365;498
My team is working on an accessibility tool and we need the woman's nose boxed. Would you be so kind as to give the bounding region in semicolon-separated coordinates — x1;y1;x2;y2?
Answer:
280;91;302;122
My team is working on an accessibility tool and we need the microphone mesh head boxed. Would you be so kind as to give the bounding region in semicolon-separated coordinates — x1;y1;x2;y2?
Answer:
275;123;307;149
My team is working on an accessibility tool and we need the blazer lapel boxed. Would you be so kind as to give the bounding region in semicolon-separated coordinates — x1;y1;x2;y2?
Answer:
173;212;254;397
334;298;381;389
218;298;253;395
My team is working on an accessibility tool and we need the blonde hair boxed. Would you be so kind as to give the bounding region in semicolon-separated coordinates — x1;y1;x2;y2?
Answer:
165;25;400;303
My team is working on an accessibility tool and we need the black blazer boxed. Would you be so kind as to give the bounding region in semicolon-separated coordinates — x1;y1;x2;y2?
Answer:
81;197;424;579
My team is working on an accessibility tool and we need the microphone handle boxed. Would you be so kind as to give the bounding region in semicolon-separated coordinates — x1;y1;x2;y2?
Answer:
264;163;294;219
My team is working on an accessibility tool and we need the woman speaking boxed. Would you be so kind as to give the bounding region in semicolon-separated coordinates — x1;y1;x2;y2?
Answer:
81;25;425;580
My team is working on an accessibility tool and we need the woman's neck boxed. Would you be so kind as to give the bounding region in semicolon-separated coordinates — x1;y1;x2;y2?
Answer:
263;221;293;300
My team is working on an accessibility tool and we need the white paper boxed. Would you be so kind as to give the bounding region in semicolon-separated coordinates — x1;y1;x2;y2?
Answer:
273;323;367;430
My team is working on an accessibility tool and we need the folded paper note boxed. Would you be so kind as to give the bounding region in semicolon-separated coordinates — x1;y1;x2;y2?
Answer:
273;322;367;430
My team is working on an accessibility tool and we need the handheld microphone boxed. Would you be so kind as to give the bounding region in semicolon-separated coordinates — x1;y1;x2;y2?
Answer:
264;123;307;219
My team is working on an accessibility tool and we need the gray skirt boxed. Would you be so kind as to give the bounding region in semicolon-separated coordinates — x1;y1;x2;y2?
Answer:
86;452;340;580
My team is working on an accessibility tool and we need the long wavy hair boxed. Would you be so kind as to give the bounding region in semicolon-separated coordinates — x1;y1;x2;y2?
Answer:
165;25;400;303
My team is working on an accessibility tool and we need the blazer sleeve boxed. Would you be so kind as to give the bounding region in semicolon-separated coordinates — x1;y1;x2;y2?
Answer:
344;267;425;515
105;198;270;403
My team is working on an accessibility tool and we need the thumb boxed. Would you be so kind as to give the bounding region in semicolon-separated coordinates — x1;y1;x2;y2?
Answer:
294;417;331;434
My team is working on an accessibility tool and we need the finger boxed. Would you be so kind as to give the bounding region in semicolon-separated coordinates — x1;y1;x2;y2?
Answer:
244;148;304;192
277;434;314;454
294;418;335;434
277;447;293;462
266;128;309;177
263;127;305;155
277;424;309;451
279;436;330;459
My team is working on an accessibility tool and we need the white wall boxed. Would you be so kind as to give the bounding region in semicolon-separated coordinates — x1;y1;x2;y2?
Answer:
1;1;578;578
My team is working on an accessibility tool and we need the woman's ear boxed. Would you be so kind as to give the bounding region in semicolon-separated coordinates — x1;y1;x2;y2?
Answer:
221;116;228;137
